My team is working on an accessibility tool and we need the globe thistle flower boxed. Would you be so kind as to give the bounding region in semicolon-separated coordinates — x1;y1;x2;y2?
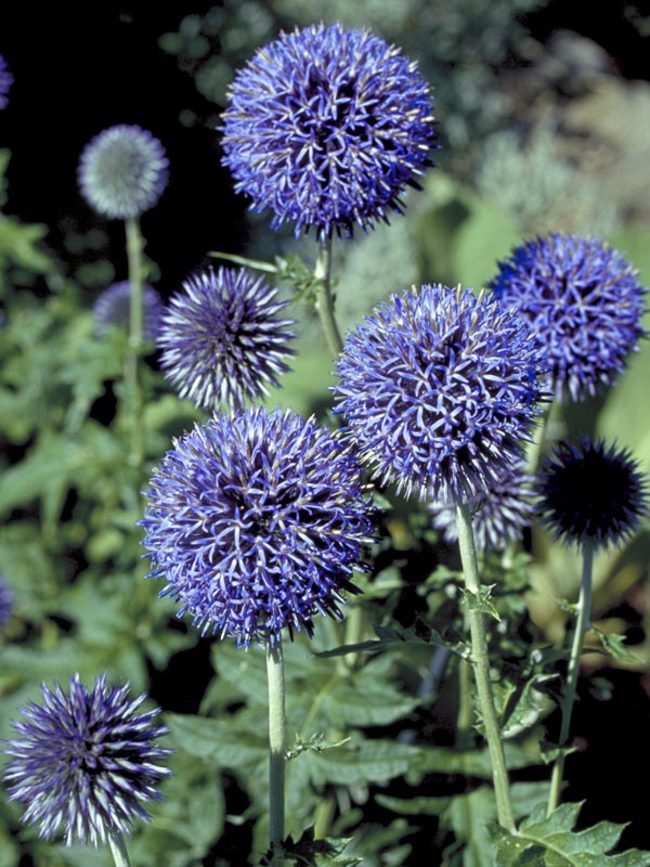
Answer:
333;284;545;505
222;22;436;241
3;674;171;847
0;55;13;110
78;125;169;220
157;267;295;411
93;280;164;342
140;407;375;648
539;439;648;548
490;234;647;402
430;459;536;551
0;575;13;626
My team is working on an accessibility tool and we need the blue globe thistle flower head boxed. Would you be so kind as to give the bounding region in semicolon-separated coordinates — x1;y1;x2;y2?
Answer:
93;280;165;342
222;22;436;241
334;284;545;505
430;459;537;551
158;267;296;411
0;55;13;110
539;439;648;549
3;673;171;847
0;575;13;627
78;124;169;220
140;407;375;648
490;234;647;402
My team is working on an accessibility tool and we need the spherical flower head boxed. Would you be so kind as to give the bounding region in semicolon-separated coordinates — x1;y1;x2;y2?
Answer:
3;673;171;847
0;575;13;627
93;280;165;342
0;55;13;110
539;439;648;548
157;267;296;411
140;407;375;648
333;284;545;504
221;22;436;241
490;234;647;402
78;125;169;219
430;459;537;551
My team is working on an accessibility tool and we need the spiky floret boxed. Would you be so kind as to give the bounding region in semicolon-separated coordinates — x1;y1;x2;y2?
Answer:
490;234;647;402
157;267;295;411
539;439;648;548
430;459;537;550
334;284;545;504
222;22;436;240
3;674;171;847
93;280;165;342
0;55;13;110
78;124;169;220
140;407;375;648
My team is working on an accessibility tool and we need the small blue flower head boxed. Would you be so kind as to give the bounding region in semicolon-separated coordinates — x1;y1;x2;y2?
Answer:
490;234;647;402
93;280;165;342
334;284;545;505
430;459;537;551
0;55;13;110
0;575;13;626
539;439;648;548
78;125;169;220
222;22;436;241
158;267;295;411
3;673;171;847
140;408;375;648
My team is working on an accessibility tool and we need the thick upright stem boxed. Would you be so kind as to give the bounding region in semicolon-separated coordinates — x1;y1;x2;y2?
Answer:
267;640;287;865
456;502;516;832
108;834;132;867
125;217;144;469
314;239;343;357
547;543;594;815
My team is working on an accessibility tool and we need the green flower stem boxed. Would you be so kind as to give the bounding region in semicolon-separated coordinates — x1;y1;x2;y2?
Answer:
125;216;144;469
314;239;343;357
455;502;516;832
456;654;474;739
108;833;132;867
267;640;287;865
547;542;594;816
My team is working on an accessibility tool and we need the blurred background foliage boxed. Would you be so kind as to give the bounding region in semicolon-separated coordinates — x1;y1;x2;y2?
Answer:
1;1;650;864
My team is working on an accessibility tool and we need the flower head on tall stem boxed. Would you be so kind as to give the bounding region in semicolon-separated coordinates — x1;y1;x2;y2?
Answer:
0;55;13;109
94;280;164;342
222;22;436;240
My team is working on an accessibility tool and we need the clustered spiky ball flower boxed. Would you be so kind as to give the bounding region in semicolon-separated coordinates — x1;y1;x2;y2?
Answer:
140;408;375;648
158;267;295;411
539;439;648;548
490;234;647;402
0;55;13;110
222;22;436;240
0;574;14;627
3;674;171;847
78;124;169;220
430;459;537;551
93;280;165;342
334;284;544;504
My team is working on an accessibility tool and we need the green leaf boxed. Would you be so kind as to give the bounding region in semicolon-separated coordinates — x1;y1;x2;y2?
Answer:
299;737;420;787
262;828;361;867
286;731;351;761
590;626;639;664
165;712;267;767
462;584;501;621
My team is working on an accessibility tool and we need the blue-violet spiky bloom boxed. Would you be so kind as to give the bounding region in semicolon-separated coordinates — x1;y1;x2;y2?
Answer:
78;125;169;219
539;439;648;548
93;280;165;342
140;407;375;648
3;674;171;847
157;267;295;411
490;234;647;402
430;459;536;551
221;22;436;241
0;574;13;626
0;55;13;110
334;284;545;504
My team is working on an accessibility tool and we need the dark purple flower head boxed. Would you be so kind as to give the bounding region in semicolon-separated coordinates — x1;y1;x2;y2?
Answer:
539;439;648;548
430;459;536;551
3;674;171;847
78;125;168;220
158;267;295;411
490;234;647;402
334;284;545;504
140;408;375;648
93;280;165;342
0;55;13;110
222;22;436;241
0;575;13;627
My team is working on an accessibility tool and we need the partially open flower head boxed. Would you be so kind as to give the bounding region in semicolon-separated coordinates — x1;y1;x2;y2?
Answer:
222;22;436;240
93;280;165;342
140;408;375;648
